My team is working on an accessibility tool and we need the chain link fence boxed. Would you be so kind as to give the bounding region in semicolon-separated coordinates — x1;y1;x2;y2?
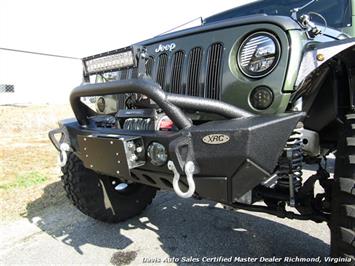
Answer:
0;84;15;93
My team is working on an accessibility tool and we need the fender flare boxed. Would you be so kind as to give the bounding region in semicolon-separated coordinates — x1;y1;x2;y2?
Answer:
295;38;355;87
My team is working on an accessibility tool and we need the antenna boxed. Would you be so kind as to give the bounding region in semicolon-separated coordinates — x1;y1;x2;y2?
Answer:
290;0;318;20
0;47;80;60
155;17;203;37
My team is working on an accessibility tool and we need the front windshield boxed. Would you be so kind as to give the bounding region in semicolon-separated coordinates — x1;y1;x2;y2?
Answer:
204;0;352;29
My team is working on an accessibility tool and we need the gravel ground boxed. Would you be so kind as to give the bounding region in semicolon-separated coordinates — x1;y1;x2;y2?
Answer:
0;166;332;266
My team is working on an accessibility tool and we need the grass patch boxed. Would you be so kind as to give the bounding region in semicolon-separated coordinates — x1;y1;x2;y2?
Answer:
0;104;72;220
0;172;48;190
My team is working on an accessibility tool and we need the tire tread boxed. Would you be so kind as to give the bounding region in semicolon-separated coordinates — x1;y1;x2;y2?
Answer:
61;153;156;223
331;112;355;263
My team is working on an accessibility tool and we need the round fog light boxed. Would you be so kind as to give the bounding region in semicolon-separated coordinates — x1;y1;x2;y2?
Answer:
250;86;274;110
147;142;168;166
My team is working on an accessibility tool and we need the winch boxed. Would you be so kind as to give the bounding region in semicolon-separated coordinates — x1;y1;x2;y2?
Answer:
116;109;175;131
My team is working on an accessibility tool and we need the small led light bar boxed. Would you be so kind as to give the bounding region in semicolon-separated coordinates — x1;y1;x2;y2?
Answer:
83;46;137;75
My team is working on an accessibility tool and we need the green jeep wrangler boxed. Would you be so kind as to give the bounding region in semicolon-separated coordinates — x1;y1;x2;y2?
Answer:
50;0;355;261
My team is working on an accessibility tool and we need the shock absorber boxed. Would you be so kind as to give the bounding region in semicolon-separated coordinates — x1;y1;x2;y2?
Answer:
276;126;304;207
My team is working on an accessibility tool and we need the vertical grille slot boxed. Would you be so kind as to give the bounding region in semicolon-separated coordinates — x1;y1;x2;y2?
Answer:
118;70;128;109
131;67;138;79
156;53;168;90
146;57;154;77
206;43;223;100
187;47;202;96
170;51;185;94
120;69;128;80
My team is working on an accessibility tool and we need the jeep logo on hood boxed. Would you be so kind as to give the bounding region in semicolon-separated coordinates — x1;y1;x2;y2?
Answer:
155;43;176;53
202;134;230;145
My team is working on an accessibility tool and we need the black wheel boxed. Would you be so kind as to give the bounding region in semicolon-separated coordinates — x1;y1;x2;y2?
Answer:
61;153;157;223
331;113;355;263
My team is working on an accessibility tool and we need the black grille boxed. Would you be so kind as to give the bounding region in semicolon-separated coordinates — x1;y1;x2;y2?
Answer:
156;53;168;90
206;43;224;99
170;51;185;94
187;47;203;96
110;42;224;101
148;42;224;100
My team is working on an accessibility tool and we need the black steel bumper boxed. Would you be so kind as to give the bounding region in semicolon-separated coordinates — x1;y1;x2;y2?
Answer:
50;78;304;204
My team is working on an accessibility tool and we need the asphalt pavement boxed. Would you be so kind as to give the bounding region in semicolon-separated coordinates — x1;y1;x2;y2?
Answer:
0;167;331;266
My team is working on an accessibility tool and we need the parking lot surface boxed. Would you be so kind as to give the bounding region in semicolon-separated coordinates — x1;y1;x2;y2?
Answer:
0;168;330;266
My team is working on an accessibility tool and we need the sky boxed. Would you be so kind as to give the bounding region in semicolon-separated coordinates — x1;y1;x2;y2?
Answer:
0;0;253;57
0;0;253;104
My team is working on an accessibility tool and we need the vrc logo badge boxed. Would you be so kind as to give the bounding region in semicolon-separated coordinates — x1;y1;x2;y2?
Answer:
202;134;230;145
155;43;176;53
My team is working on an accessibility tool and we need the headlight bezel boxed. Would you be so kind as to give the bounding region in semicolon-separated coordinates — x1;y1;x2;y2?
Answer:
237;31;281;79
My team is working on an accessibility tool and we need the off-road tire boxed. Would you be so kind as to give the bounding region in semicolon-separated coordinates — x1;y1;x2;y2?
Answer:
61;153;157;223
331;113;355;263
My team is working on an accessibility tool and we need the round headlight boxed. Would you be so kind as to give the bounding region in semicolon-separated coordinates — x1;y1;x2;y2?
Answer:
238;32;281;78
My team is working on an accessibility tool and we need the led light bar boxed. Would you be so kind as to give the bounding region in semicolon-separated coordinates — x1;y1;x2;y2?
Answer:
83;46;137;75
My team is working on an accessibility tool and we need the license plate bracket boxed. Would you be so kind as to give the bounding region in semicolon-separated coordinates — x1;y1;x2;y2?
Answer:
77;135;144;178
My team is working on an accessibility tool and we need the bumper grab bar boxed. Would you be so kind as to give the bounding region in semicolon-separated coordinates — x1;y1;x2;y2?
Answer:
166;94;253;119
71;79;192;129
70;79;254;129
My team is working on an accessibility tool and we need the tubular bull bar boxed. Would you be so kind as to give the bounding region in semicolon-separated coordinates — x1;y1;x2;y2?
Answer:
50;78;304;204
70;78;254;128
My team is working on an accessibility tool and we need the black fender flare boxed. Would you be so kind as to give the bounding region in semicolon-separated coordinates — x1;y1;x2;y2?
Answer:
299;38;355;139
295;38;355;88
